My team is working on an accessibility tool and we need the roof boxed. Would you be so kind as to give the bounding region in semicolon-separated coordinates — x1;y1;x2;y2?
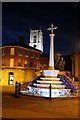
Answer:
40;53;49;57
1;42;42;53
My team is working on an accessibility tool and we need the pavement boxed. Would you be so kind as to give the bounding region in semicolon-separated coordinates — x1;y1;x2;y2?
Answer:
2;92;79;119
0;81;79;119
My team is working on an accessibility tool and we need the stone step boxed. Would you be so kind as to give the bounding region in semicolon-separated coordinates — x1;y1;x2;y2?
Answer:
37;80;62;84
33;83;65;89
40;77;60;81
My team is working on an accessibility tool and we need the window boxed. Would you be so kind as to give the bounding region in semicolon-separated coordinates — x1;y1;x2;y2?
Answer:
30;61;33;68
34;39;36;43
40;62;42;70
40;66;42;70
2;49;5;55
30;52;34;58
35;61;38;68
2;58;5;66
44;64;47;69
25;50;28;56
33;45;36;49
24;60;28;67
33;35;37;43
34;35;36;38
36;53;39;58
10;58;14;67
18;48;22;55
18;59;22;66
8;72;14;85
10;48;14;55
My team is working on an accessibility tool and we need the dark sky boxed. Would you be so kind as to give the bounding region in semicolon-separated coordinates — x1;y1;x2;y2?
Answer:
2;2;79;55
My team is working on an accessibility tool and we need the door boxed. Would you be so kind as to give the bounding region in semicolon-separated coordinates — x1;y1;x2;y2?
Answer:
8;72;14;85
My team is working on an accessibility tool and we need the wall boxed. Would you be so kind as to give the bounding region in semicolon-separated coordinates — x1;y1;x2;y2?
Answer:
0;45;42;86
72;52;80;79
1;68;35;86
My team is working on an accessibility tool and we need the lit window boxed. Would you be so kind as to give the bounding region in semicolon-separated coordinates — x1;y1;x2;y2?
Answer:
18;59;22;66
10;48;14;55
24;60;28;67
10;58;14;67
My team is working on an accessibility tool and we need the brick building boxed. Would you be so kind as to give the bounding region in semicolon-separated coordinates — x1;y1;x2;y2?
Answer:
72;51;80;79
0;43;45;86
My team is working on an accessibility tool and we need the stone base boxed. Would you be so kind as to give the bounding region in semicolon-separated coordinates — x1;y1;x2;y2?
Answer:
43;70;59;77
21;87;71;98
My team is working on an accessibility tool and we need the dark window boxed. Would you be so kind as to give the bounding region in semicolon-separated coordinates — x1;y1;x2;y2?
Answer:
36;53;39;58
30;52;34;58
40;66;42;70
25;50;28;56
33;35;37;43
33;45;36;49
18;48;22;55
24;64;28;67
35;61;38;68
30;61;33;68
34;39;36;43
34;35;36;38
2;49;5;55
44;64;47;69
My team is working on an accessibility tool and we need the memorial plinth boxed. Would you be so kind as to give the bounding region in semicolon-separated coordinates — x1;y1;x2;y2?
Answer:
21;24;71;98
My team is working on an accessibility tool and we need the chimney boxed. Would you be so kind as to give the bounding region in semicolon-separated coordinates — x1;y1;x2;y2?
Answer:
19;35;25;46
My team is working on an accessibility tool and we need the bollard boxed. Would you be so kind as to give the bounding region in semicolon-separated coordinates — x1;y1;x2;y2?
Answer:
49;83;51;101
15;81;21;97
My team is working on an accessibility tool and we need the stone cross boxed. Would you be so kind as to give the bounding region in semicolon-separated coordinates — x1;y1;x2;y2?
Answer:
48;24;57;34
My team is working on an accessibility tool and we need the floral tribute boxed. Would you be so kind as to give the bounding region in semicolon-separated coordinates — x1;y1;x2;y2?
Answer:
57;74;78;94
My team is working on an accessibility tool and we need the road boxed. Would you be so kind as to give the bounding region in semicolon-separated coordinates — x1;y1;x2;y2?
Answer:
2;92;79;119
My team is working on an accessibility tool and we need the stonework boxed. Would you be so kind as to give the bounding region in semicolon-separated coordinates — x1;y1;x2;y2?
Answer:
29;29;43;52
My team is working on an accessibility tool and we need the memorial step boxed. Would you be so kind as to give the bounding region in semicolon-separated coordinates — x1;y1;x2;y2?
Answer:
40;77;60;81
33;83;65;89
37;80;62;84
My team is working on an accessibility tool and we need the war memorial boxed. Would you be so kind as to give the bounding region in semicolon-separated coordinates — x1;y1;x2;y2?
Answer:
16;24;78;99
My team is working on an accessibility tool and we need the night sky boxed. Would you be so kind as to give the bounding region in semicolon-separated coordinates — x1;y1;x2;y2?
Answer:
2;2;79;55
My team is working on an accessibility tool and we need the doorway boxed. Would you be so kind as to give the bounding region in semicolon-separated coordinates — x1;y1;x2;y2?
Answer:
8;72;14;85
